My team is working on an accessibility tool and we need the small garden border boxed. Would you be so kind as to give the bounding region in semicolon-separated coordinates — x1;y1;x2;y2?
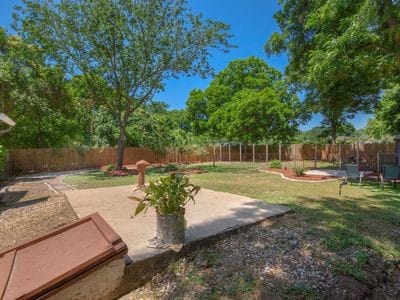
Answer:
259;169;341;183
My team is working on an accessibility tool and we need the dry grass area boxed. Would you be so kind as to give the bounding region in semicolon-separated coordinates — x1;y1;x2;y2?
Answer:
0;179;77;251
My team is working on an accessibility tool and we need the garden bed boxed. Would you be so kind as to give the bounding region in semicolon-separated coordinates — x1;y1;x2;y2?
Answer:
263;168;339;181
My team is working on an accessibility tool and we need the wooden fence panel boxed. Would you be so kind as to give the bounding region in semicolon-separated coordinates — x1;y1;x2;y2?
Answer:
268;144;279;160
254;145;265;161
280;144;291;161
7;142;396;174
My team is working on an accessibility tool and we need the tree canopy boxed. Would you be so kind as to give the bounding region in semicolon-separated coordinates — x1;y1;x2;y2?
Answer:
0;28;81;148
265;0;400;142
369;83;400;136
2;0;398;155
187;56;303;143
15;0;232;168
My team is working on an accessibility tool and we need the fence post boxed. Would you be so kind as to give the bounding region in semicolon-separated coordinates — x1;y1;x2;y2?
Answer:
338;143;342;169
240;143;242;162
175;148;177;163
228;144;231;162
219;144;222;162
253;144;255;163
292;144;296;166
314;144;317;168
279;143;282;161
377;151;380;173
356;142;360;165
265;144;269;163
213;145;216;166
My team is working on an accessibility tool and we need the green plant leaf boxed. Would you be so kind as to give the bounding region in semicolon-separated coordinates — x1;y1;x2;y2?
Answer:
133;174;201;215
135;202;147;216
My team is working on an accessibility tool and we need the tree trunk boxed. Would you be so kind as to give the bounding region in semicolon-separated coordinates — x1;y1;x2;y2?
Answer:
116;125;127;170
379;0;399;29
331;122;337;145
212;145;216;167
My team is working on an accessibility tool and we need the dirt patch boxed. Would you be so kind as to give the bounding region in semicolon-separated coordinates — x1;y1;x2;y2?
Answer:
265;168;338;181
0;179;78;252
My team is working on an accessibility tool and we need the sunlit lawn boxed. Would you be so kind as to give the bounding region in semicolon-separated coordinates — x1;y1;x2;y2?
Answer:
63;166;168;189
64;162;400;264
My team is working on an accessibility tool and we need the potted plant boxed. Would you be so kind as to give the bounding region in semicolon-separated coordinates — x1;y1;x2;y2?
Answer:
133;173;200;248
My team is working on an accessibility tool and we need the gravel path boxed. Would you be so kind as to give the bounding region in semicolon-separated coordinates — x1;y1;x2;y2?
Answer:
0;178;78;252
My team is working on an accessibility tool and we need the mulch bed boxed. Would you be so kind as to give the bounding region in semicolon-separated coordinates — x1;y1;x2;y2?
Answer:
0;179;78;252
264;168;338;181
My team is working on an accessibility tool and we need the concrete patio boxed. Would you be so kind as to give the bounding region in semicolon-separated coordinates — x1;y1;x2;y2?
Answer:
65;186;291;262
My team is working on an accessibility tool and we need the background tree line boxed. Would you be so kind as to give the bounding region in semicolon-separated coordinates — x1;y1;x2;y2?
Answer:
1;0;399;170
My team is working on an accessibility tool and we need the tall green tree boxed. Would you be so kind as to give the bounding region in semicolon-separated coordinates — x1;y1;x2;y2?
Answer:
187;56;303;143
364;117;394;142
0;28;80;148
371;83;400;135
15;0;232;169
126;104;174;154
265;0;397;142
296;123;356;144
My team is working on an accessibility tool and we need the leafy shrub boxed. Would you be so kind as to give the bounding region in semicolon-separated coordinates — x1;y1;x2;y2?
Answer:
134;174;200;216
269;159;282;169
293;166;306;177
105;164;116;172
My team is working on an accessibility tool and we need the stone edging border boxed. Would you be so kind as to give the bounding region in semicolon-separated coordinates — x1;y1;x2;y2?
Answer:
59;175;78;191
259;169;341;183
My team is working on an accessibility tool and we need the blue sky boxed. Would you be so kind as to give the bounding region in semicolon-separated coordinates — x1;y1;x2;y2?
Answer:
0;0;371;130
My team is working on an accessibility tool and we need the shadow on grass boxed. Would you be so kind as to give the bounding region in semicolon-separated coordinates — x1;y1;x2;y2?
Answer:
286;186;400;258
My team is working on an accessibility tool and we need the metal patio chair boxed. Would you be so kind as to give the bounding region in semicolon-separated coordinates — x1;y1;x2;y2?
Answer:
379;164;400;189
339;164;364;195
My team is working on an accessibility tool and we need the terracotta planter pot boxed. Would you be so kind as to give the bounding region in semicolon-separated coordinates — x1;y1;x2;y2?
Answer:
156;211;186;245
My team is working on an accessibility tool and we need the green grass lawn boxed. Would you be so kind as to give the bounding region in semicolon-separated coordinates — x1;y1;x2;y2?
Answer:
63;165;171;189
189;163;400;259
64;162;400;266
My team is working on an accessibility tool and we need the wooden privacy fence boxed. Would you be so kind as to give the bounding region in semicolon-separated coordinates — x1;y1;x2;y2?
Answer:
8;147;212;175
213;142;395;171
7;142;396;175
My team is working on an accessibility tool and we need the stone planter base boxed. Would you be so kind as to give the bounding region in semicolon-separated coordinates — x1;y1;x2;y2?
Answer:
146;212;185;250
